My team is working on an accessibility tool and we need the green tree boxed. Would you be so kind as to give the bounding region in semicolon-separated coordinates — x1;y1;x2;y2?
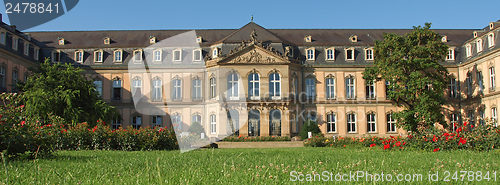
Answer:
19;60;118;126
299;120;322;139
363;23;449;133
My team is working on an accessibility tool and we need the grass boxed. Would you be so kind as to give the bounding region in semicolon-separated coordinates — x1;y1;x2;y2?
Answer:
1;148;499;184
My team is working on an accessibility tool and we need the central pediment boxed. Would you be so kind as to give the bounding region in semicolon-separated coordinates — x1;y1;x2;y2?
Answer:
217;45;291;65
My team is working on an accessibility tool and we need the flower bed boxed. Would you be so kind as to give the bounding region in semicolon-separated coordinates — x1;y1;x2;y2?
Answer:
222;136;290;142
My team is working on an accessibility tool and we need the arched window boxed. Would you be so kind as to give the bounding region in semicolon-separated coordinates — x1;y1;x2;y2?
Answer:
192;114;202;125
227;73;239;100
326;113;336;133
326;77;335;100
367;112;376;133
387;113;396;133
228;110;239;136
345;76;355;99
131;77;142;97
152;77;162;101
248;72;260;99
248;109;260;136
112;78;122;100
132;115;142;129
172;77;182;100
347;112;356;133
488;33;495;48
305;77;316;100
210;76;216;99
210;114;217;134
269;73;281;99
269;109;281;136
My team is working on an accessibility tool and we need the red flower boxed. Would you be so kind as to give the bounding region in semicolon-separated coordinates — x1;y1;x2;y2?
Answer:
20;120;25;126
463;122;468;127
457;127;462;132
433;148;440;152
459;138;467;145
383;144;390;150
470;124;474;128
343;145;346;148
369;143;376;147
395;141;401;147
432;135;438;142
19;105;24;109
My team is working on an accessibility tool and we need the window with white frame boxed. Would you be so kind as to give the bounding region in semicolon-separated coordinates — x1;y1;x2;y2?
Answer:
0;32;5;45
477;39;483;53
132;115;142;129
133;49;142;62
325;77;335;100
365;48;373;60
23;43;29;55
93;80;103;97
131;77;142;96
466;44;472;57
477;71;484;94
347;113;356;133
305;77;316;100
94;50;103;63
326;113;336;133
210;76;216;99
449;77;458;98
172;113;182;130
12;37;18;50
326;48;335;60
492;107;498;127
153;49;162;62
152;77;162;101
446;48;455;60
490;67;496;90
387;113;396;133
450;113;459;131
192;78;202;100
367;113;376;133
269;73;281;99
212;48;218;58
366;80;375;100
192;114;202;125
52;51;60;62
248;72;260;99
346;48;355;60
172;78;182;101
210;114;217;134
173;49;181;61
345;76;355;99
111;119;121;130
152;115;162;127
227;73;239;100
193;49;202;61
75;50;84;63
488;33;495;48
114;50;122;62
306;48;315;60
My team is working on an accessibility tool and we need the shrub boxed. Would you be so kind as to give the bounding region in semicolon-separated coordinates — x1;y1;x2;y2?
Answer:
303;136;329;147
298;120;322;139
222;136;290;142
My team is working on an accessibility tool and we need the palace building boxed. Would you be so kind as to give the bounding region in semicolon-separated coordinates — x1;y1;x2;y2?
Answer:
2;17;500;139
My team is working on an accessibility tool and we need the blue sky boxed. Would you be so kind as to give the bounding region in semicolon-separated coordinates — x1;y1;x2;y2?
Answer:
1;0;499;31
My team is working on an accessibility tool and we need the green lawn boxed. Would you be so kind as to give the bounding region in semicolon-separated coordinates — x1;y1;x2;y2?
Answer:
1;148;499;184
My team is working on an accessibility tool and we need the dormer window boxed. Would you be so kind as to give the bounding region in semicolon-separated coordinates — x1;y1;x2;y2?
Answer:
150;36;157;44
349;35;358;43
75;50;84;63
133;49;143;62
58;38;64;45
446;48;455;61
306;48;315;60
490;22;495;30
196;36;202;43
325;48;335;61
104;37;110;45
488;33;495;48
94;50;103;63
473;32;478;38
12;37;18;50
52;50;60;62
113;50;122;62
345;48;355;60
153;49;162;62
23;42;29;55
465;44;472;57
365;48;374;61
304;35;312;42
173;49;182;62
477;39;483;53
441;36;447;43
212;48;219;58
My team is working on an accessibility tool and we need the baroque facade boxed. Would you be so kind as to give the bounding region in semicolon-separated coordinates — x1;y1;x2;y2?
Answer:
3;17;500;138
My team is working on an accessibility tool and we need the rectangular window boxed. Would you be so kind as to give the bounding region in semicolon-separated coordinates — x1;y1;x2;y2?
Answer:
346;48;355;60
134;50;142;62
172;79;182;100
326;113;336;133
210;77;216;99
12;37;18;50
94;50;103;63
387;114;396;133
488;33;495;48
227;73;239;100
490;67;496;90
75;50;83;63
154;50;162;62
450;113;459;131
248;73;260;99
466;73;473;96
112;79;122;100
492;107;498;127
466;44;472;57
0;65;5;90
210;114;216;134
114;50;122;62
93;80;103;97
477;39;483;53
132;116;142;129
477;71;484;94
345;76;355;99
111;119;121;130
367;113;376;133
365;49;373;60
192;79;202;100
326;48;334;60
34;48;39;60
366;80;375;100
193;49;202;61
24;43;29;55
173;49;181;61
446;49;455;60
306;49;315;60
12;70;18;91
347;113;356;133
52;51;60;62
467;110;474;127
152;79;163;101
479;109;485;125
0;32;5;45
449;77;458;98
152;115;163;127
325;77;335;100
306;77;316;100
212;48;218;58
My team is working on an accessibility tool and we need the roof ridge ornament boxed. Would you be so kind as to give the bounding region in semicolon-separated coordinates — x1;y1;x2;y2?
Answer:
250;29;258;43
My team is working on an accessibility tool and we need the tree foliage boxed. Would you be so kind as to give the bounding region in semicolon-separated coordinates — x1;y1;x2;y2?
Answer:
20;60;118;126
363;23;449;133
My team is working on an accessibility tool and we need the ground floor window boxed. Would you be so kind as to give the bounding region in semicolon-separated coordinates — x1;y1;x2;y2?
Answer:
387;113;396;133
228;110;239;136
152;115;162;128
450;113;459;131
248;109;260;136
367;113;376;133
210;114;216;134
269;109;281;136
347;113;356;133
326;113;336;133
112;119;121;130
132;115;142;129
